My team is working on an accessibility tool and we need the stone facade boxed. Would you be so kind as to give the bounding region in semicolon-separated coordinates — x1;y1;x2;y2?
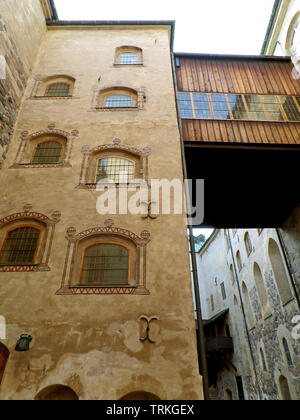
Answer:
0;0;48;166
262;0;300;76
0;17;203;400
196;223;300;400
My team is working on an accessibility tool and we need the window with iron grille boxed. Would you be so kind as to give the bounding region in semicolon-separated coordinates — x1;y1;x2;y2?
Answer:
104;94;132;108
96;157;134;183
120;52;138;65
32;141;62;164
46;83;71;97
80;243;129;285
0;227;40;264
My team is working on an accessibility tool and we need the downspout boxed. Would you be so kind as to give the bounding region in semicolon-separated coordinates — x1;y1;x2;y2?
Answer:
170;53;209;400
276;228;300;310
226;229;262;400
261;0;281;55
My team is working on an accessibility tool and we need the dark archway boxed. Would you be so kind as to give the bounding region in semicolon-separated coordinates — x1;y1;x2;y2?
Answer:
35;385;79;400
0;342;9;386
120;391;160;400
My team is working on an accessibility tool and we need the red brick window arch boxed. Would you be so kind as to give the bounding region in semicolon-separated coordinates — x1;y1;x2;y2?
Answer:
0;207;61;272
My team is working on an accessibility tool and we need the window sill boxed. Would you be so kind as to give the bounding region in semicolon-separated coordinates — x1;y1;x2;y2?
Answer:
75;181;147;190
0;263;50;272
9;162;72;169
55;285;150;295
113;63;144;67
29;95;75;100
95;107;138;112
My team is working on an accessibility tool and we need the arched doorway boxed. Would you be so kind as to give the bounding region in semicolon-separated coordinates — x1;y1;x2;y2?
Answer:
279;375;292;400
120;391;160;400
35;385;79;400
225;388;233;400
0;342;9;386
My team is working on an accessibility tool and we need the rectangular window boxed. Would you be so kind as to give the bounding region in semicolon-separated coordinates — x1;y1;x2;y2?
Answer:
178;92;300;122
178;92;193;118
193;93;211;119
227;94;248;120
278;96;300;122
260;95;284;121
210;294;215;312
221;282;226;300
211;94;230;119
244;95;267;121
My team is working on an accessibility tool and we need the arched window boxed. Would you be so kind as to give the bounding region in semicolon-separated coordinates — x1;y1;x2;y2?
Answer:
104;94;132;108
96;157;134;183
115;46;143;65
77;140;151;188
225;388;233;400
36;75;75;98
98;87;138;109
279;375;292;400
282;338;293;367
0;226;41;264
80;243;129;286
32;140;63;164
244;232;252;256
242;281;255;328
236;251;242;271
253;262;271;318
46;82;71;97
268;239;293;305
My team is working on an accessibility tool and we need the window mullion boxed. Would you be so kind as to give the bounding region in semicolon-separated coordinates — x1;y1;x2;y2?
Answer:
207;94;215;119
276;95;289;122
241;95;251;120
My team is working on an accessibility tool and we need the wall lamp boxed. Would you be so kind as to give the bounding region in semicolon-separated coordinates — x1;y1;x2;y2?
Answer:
15;334;32;351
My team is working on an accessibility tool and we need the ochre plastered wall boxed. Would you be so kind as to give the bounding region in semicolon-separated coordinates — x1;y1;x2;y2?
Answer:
0;25;203;400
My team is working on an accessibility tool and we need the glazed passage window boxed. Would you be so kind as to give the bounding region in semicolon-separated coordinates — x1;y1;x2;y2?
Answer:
96;157;134;183
104;94;132;108
178;92;300;122
80;243;129;286
32;140;63;164
0;226;40;264
45;83;71;97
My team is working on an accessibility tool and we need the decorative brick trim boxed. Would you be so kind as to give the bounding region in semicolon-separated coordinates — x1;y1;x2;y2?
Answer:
76;138;151;187
0;205;61;273
10;124;78;168
56;221;150;295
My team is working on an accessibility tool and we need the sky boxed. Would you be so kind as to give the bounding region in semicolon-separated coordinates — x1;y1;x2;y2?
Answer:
54;0;275;55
